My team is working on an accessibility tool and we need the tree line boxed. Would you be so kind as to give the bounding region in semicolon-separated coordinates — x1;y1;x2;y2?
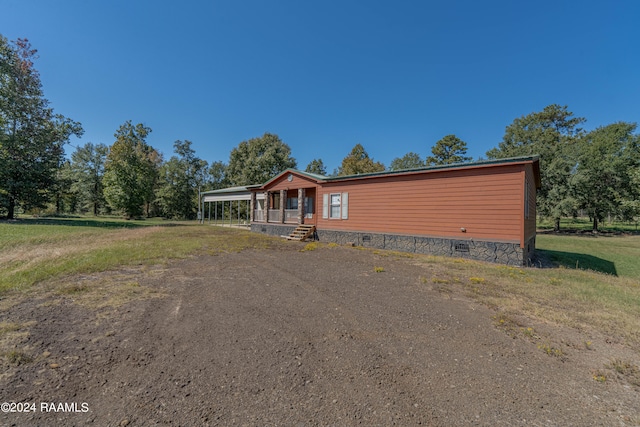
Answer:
2;36;639;228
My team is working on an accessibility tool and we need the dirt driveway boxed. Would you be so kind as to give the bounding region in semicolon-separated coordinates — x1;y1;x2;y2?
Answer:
1;243;638;426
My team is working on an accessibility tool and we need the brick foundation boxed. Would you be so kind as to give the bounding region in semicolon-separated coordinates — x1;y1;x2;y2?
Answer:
251;223;532;266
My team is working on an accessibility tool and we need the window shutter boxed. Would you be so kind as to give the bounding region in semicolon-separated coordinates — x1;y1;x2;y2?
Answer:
341;192;348;219
322;193;329;219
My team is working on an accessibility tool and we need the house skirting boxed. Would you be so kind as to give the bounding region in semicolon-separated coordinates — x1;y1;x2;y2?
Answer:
251;223;534;266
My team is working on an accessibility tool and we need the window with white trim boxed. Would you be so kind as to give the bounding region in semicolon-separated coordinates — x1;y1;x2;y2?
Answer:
323;192;348;219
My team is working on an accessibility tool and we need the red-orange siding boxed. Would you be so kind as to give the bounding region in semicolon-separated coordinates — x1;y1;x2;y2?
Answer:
317;165;526;244
523;164;537;243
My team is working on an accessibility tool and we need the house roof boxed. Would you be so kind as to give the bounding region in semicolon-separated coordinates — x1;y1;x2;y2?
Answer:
254;155;541;190
201;185;261;195
323;155;540;181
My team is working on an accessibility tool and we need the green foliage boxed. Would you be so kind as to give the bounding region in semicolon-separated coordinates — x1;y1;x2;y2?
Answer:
156;140;209;219
337;143;385;176
487;104;586;231
0;36;83;219
389;152;424;170
573;122;640;230
103;121;160;218
69;142;109;215
207;160;230;190
426;134;472;166
305;158;327;175
226;133;296;185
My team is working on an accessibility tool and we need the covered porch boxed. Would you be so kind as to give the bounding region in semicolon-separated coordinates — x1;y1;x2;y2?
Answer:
252;187;316;225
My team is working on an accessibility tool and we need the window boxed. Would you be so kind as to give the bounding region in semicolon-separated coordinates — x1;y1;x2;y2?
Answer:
305;196;314;215
330;194;341;218
323;192;348;219
286;197;298;210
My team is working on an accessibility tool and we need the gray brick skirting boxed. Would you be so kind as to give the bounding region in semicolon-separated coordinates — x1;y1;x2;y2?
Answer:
251;223;533;266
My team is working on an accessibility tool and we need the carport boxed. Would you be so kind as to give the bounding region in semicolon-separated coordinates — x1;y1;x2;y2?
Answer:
199;185;264;227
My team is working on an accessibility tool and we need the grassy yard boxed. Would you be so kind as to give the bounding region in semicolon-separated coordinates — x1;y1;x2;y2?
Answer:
538;217;640;233
2;216;639;350
537;233;640;278
0;217;275;294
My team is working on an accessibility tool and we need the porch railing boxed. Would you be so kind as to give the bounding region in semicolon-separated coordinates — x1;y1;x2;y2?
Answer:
254;209;307;223
268;209;280;222
284;209;298;223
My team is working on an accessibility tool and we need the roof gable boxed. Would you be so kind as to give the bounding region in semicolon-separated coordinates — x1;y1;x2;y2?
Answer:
258;168;325;191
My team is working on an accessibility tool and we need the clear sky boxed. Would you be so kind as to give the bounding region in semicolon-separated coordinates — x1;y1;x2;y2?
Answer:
2;0;639;174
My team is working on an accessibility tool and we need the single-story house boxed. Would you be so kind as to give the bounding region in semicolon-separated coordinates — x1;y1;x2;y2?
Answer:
246;156;540;266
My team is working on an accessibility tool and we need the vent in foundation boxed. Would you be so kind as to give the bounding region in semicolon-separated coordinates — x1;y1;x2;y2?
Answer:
261;227;266;232
362;235;371;242
455;243;470;253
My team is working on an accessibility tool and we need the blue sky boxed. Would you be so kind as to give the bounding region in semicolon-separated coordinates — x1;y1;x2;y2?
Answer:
2;0;639;174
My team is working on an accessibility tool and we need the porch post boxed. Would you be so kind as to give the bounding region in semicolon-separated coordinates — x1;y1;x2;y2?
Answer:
280;189;286;224
250;192;255;222
264;191;270;222
297;188;305;224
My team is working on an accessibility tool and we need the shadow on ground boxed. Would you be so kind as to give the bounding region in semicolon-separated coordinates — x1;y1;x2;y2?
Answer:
536;248;617;276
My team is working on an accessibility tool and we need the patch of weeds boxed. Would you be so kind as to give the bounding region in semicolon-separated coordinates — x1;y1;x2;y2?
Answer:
432;278;451;284
59;283;90;295
592;370;607;383
327;242;339;248
0;322;21;336
537;342;564;358
493;313;543;344
521;327;539;339
3;349;33;365
373;266;385;273
606;359;640;387
301;242;319;252
549;277;562;286
493;312;521;337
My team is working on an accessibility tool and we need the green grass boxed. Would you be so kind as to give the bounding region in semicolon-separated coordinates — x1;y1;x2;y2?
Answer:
2;216;640;350
0;217;277;293
418;255;640;348
537;233;640;278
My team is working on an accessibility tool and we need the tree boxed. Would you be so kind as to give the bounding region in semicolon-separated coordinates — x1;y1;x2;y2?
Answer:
620;166;640;224
573;122;639;231
69;142;109;215
487;104;586;231
0;36;83;219
156;140;209;219
426;135;472;166
337;144;385;176
207;161;230;190
390;152;424;170
103;121;159;218
305;158;327;175
226;133;296;185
